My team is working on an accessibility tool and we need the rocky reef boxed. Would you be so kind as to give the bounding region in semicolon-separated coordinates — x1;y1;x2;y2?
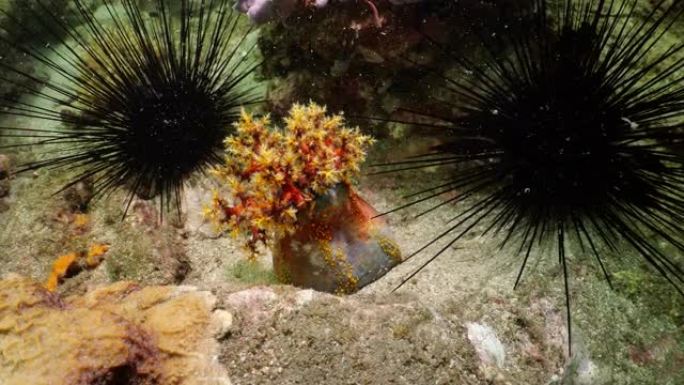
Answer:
0;275;232;385
0;1;681;384
255;0;528;132
0;274;580;385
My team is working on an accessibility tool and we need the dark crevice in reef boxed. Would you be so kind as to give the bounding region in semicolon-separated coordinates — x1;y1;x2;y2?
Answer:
90;364;143;385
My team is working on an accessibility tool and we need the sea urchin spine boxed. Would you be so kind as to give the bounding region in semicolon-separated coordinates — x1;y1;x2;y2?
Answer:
0;0;262;215
377;0;684;351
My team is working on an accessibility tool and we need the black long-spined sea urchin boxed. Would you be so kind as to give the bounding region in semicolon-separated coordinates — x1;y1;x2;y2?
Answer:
377;0;684;350
0;0;261;214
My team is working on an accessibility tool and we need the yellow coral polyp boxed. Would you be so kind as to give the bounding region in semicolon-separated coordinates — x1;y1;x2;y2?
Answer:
207;102;374;254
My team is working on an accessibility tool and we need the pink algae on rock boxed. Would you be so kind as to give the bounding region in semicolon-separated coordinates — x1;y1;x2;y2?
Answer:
0;275;233;385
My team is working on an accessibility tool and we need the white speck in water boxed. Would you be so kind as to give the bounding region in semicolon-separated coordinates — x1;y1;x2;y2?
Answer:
621;116;639;129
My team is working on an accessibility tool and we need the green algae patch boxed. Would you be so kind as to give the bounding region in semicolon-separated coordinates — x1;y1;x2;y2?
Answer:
228;259;278;286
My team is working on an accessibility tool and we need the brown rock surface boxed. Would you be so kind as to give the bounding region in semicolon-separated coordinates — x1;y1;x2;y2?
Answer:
0;275;232;385
215;284;575;385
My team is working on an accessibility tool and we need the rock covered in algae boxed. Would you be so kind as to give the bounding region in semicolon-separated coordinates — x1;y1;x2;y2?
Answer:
0;275;233;385
273;182;402;293
219;286;570;385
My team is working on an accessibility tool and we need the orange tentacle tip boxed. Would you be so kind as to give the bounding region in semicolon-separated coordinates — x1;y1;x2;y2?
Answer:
44;243;111;291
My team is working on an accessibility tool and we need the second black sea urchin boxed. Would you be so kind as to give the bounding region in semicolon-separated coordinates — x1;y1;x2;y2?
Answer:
378;0;684;349
0;0;261;213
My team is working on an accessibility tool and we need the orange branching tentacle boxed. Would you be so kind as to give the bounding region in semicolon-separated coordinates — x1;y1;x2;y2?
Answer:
205;102;375;254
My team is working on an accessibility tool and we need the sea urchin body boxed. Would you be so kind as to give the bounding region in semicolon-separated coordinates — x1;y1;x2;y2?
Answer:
380;0;684;349
0;0;261;214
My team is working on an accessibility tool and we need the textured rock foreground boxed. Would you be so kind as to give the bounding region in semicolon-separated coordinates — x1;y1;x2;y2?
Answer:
1;276;572;385
219;286;569;385
0;275;232;385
